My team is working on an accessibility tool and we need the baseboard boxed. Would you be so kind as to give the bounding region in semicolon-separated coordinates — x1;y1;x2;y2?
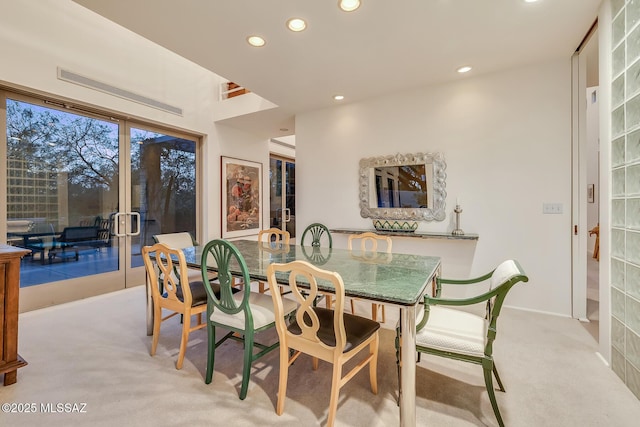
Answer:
595;351;610;367
504;304;573;319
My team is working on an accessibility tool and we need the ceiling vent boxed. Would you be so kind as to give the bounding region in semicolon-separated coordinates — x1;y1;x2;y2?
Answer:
57;68;183;116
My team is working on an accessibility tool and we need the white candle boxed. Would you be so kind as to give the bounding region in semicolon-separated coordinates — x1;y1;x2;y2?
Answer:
456;197;460;206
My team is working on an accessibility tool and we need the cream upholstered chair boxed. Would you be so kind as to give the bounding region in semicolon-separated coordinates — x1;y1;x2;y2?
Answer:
347;232;392;322
256;228;291;293
152;232;200;288
153;232;217;283
142;242;208;369
397;260;528;427
153;232;196;247
201;239;297;400
266;260;380;427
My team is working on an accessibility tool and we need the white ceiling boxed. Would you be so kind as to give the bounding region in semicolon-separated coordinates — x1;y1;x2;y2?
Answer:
72;0;601;138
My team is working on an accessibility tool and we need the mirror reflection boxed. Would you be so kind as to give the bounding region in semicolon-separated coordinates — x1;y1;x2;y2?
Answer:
359;152;446;222
373;164;431;209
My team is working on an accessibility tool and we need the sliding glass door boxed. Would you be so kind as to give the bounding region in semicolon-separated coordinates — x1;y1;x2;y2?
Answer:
128;126;197;269
269;155;295;237
3;92;198;310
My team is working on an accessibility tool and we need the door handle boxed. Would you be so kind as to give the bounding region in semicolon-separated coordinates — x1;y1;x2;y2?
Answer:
113;212;141;236
114;212;127;237
129;212;141;236
283;208;291;222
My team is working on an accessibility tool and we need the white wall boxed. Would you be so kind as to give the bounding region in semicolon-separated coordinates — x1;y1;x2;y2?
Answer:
0;1;576;317
214;123;271;240
296;59;573;316
0;0;253;241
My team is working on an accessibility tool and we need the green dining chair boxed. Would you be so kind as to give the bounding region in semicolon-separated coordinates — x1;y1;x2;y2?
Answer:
200;239;297;400
301;223;333;305
300;244;332;265
396;259;528;427
300;223;333;248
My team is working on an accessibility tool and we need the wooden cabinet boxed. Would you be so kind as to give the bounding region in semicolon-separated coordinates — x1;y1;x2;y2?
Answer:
0;245;29;386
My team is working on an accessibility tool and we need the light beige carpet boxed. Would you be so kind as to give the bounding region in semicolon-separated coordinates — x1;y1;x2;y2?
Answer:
0;285;639;426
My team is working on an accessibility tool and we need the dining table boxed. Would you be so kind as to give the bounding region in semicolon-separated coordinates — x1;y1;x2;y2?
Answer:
145;239;441;427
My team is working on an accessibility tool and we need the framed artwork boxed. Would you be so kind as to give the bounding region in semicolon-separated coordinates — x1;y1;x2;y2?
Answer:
587;184;595;203
221;156;263;238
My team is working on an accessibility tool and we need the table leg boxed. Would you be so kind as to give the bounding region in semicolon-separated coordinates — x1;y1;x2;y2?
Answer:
399;305;417;427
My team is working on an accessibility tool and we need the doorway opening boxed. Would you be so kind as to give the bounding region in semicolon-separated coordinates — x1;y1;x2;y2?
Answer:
572;21;600;343
269;154;295;238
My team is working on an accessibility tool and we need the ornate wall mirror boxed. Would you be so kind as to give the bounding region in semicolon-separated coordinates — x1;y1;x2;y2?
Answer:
359;152;446;221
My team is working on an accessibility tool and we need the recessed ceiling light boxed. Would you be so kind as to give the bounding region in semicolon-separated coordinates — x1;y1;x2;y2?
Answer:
339;0;361;12
523;0;540;3
457;66;472;74
333;95;345;101
247;35;266;47
287;18;307;32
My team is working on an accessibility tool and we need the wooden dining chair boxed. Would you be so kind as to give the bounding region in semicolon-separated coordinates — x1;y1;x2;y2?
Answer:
347;232;393;323
396;259;528;427
266;260;380;427
142;242;208;370
256;228;291;293
200;239;297;400
258;227;291;244
153;232;217;283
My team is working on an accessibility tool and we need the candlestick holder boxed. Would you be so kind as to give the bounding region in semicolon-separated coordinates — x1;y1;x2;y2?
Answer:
452;204;465;236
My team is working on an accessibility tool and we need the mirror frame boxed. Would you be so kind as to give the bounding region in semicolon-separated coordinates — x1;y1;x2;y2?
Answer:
359;152;447;221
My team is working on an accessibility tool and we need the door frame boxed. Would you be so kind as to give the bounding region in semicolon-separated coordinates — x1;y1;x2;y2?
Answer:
269;154;295;237
571;18;611;362
1;89;202;311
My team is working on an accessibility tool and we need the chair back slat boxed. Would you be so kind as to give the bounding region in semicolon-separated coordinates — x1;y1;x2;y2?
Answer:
484;260;528;354
142;242;192;306
268;260;347;352
301;223;333;248
348;232;392;253
258;228;290;244
289;269;323;344
201;239;251;316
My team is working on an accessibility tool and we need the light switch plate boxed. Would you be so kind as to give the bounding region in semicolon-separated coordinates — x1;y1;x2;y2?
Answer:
543;203;563;214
